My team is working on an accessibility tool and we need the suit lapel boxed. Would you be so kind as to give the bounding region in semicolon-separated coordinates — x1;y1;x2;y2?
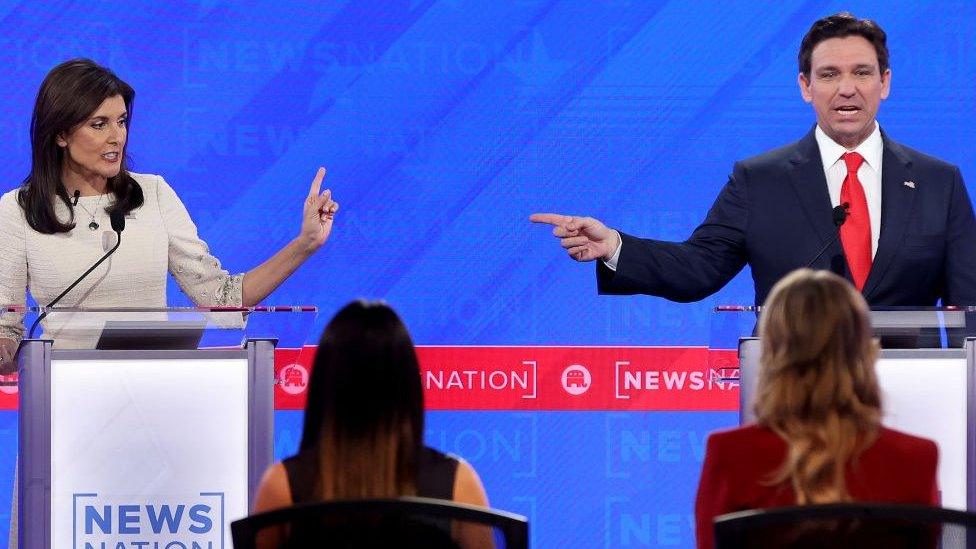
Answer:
787;129;843;264
862;136;916;298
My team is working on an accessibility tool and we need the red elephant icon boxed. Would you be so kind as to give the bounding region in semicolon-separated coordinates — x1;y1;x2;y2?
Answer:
283;366;306;387
565;369;588;388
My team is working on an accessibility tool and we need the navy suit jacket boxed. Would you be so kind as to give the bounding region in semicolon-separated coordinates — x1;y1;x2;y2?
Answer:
598;128;976;306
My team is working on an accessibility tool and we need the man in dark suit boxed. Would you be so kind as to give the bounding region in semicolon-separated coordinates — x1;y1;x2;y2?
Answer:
532;13;976;307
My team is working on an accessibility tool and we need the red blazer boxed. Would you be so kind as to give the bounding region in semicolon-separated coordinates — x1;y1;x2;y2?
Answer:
695;425;938;549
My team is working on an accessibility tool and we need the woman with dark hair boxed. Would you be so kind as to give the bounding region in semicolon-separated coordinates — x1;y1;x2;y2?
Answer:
252;300;489;546
0;58;338;355
694;269;938;548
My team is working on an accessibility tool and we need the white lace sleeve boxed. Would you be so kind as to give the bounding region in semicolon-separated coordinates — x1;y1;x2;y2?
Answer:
157;176;244;307
0;192;27;343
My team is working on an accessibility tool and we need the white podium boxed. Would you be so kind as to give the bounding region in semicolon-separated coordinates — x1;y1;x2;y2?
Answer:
17;338;276;549
738;340;974;511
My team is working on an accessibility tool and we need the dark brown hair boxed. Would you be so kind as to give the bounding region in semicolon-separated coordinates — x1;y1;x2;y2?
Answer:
299;300;424;499
799;12;889;78
18;58;143;234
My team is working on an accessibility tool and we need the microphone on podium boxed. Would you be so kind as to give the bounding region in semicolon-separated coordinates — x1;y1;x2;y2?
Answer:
804;203;849;270
27;210;127;339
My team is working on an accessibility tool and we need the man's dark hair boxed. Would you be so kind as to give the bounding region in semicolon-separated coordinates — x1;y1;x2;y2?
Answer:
799;12;889;78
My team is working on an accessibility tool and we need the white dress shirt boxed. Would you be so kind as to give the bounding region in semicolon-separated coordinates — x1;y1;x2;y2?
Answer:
604;122;884;270
816;123;883;258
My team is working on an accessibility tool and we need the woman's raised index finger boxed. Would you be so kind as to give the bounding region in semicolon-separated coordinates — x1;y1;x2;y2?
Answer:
308;167;327;198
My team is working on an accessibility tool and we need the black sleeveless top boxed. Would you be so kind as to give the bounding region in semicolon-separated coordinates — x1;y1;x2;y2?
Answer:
282;445;459;503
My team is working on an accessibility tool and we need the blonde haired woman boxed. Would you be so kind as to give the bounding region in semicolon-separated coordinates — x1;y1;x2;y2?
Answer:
695;269;938;548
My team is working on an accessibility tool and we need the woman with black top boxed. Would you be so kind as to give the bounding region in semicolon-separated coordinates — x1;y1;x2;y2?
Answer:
252;300;490;547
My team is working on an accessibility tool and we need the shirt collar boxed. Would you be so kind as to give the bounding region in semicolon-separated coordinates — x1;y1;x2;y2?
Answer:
815;122;883;172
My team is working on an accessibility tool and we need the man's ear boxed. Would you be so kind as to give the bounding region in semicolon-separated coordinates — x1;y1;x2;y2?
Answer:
880;68;891;100
798;72;813;103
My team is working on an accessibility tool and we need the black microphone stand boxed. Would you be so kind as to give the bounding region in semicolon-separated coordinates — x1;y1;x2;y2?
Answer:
27;211;126;339
804;203;849;269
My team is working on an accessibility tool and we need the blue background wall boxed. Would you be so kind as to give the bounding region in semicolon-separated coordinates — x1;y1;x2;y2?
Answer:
0;1;972;546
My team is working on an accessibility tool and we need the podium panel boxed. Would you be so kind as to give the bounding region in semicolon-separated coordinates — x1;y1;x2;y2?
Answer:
18;341;276;549
739;340;973;510
51;356;247;547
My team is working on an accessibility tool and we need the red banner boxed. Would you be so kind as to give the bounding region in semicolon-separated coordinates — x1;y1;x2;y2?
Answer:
0;346;740;411
0;375;16;410
275;346;739;411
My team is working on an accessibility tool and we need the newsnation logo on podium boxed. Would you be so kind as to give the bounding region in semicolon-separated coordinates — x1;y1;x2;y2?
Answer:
72;492;224;549
49;358;249;549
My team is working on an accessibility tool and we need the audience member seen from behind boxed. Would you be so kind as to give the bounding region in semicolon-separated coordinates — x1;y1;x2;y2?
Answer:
694;269;938;549
252;300;490;548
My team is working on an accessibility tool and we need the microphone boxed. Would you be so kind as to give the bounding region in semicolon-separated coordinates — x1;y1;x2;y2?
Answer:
72;190;80;206
110;209;125;232
27;210;126;339
804;203;849;269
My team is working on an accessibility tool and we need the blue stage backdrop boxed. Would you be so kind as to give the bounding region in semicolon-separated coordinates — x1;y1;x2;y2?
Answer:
0;1;973;547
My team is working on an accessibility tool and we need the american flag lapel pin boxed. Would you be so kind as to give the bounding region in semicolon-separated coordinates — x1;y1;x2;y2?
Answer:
903;180;916;189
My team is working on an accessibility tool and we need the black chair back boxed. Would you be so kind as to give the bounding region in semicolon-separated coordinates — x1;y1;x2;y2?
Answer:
714;503;976;549
232;496;528;549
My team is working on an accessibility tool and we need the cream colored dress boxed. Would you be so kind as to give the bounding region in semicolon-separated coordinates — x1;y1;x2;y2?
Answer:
0;172;244;348
2;173;245;546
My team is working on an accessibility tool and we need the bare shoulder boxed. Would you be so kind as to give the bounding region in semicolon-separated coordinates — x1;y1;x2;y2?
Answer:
251;462;293;513
452;457;489;507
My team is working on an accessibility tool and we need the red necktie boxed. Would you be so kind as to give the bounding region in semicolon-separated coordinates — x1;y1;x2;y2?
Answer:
839;152;871;290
